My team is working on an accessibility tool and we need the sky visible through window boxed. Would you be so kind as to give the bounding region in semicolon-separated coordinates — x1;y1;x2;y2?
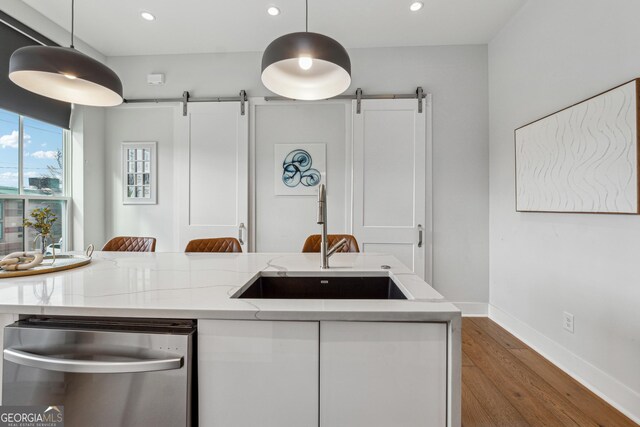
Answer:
0;109;64;195
0;109;19;193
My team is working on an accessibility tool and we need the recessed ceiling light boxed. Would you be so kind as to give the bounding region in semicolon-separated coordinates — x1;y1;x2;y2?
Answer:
409;1;423;12
140;11;155;21
267;6;280;16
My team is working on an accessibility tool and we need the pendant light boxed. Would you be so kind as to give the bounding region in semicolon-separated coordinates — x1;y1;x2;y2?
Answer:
261;0;351;100
8;0;123;107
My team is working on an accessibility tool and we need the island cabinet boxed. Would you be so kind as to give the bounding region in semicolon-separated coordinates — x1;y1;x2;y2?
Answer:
198;320;448;427
319;321;447;427
197;320;319;427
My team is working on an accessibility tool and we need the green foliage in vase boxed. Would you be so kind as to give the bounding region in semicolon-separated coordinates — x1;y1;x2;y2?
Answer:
23;207;57;237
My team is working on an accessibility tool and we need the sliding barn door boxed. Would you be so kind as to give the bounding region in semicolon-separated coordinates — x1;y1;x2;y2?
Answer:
352;99;426;278
176;102;249;251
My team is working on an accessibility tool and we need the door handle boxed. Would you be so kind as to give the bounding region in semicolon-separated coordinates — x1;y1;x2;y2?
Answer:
4;348;183;374
418;224;423;248
238;223;246;245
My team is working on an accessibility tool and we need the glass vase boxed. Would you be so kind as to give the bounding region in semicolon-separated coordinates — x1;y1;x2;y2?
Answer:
39;234;48;255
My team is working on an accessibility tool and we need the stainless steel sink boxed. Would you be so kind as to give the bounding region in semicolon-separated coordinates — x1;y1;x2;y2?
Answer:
233;275;407;300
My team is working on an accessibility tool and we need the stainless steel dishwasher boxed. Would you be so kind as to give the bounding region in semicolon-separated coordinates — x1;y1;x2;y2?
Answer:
2;316;195;427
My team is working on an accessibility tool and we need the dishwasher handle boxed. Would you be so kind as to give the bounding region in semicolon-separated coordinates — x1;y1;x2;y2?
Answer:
3;348;183;374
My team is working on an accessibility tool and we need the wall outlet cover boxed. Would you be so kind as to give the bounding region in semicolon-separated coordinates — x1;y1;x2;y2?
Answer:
563;312;574;333
147;73;165;85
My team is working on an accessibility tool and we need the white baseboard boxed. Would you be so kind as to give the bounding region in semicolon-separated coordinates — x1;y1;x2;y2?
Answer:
452;302;488;317
488;304;640;424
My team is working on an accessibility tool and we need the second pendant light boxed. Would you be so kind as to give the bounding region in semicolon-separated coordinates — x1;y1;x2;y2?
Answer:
261;0;351;100
8;0;123;107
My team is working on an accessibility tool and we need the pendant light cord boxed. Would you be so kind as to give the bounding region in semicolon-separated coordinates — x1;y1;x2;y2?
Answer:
70;0;75;48
305;0;308;32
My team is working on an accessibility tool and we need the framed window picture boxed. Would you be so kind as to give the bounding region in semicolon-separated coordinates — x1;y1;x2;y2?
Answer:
122;142;157;204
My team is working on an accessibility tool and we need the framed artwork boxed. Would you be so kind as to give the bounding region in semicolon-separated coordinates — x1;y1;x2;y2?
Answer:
122;142;157;204
274;143;326;196
515;79;640;214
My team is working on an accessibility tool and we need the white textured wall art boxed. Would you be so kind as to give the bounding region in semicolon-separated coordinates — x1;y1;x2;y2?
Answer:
515;80;639;213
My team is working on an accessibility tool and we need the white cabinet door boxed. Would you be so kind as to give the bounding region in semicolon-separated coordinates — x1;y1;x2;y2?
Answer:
352;99;427;278
176;102;249;251
320;321;447;427
198;320;319;427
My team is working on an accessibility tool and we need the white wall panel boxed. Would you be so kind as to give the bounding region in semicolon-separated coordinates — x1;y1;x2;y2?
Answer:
177;102;249;250
254;103;348;253
104;106;176;251
188;104;240;226
363;110;416;227
353;99;426;278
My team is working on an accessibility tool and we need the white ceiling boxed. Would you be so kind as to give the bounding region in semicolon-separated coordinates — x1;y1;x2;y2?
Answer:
21;0;527;57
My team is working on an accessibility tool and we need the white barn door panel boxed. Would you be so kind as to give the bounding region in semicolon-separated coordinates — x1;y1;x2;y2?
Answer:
352;99;427;279
176;103;249;251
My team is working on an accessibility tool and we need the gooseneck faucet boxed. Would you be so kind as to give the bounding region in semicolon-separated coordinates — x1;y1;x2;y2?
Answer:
317;184;348;269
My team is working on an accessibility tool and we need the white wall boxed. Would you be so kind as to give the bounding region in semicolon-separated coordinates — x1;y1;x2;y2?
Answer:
104;106;176;252
70;106;105;250
81;107;106;247
489;0;640;420
254;102;348;252
105;45;489;304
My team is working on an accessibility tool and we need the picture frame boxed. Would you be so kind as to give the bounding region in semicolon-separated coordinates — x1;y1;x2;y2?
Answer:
122;142;157;205
515;79;640;214
274;143;326;196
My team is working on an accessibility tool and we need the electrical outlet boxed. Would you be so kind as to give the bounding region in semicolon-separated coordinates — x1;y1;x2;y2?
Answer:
563;312;574;333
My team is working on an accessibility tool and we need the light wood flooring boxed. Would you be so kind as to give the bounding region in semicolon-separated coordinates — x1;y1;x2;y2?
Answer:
461;318;638;427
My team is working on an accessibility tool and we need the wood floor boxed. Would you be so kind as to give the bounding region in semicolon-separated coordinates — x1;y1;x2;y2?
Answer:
461;318;638;427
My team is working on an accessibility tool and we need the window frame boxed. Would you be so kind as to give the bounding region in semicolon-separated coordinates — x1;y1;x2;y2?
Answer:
0;112;71;253
0;200;4;241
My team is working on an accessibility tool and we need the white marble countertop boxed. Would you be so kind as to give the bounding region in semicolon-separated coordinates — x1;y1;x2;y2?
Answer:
0;252;460;322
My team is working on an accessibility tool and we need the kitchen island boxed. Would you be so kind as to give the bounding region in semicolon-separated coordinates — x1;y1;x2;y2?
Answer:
0;252;461;426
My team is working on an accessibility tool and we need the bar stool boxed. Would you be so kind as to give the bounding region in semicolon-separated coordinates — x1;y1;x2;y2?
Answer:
184;238;242;253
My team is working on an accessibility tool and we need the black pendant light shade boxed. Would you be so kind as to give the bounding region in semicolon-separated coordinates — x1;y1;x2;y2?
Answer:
261;32;351;100
9;45;123;107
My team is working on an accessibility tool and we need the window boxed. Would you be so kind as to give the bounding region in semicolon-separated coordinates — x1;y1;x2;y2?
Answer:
0;108;69;256
23;117;65;196
0;109;19;194
0;200;24;254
